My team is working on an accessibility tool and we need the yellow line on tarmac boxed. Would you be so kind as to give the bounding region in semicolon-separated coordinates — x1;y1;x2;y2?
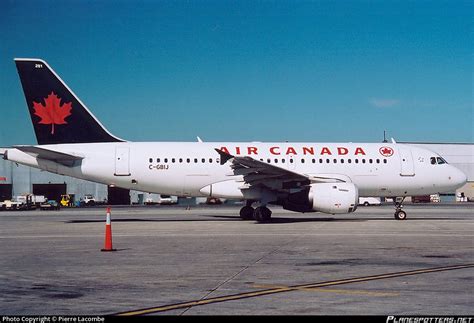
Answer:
302;288;399;297
115;263;474;316
251;284;399;297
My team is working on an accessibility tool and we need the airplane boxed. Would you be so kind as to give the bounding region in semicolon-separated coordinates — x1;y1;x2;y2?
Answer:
0;58;467;222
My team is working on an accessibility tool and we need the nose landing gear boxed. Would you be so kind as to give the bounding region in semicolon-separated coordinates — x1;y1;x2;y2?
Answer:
394;209;407;220
394;197;407;220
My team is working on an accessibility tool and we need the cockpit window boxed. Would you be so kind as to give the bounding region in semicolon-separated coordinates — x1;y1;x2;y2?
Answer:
437;157;447;164
431;156;448;165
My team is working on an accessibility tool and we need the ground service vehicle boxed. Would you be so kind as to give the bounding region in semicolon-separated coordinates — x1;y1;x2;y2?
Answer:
358;197;381;206
40;200;60;210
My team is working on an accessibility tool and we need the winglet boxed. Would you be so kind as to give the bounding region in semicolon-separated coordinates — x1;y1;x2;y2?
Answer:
214;148;234;165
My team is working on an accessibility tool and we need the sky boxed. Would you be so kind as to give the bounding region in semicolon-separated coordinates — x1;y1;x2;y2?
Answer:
0;0;472;146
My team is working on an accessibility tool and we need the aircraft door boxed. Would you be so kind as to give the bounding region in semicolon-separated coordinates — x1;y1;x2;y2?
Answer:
115;147;131;176
399;148;415;176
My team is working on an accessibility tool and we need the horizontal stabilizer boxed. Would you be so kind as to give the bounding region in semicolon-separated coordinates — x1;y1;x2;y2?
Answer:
13;145;83;166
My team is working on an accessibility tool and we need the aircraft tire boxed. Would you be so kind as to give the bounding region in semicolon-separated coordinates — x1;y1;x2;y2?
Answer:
240;206;255;220
253;206;272;222
394;210;407;220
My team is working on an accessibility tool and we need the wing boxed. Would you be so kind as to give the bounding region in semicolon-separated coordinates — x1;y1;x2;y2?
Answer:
13;145;83;167
215;148;345;192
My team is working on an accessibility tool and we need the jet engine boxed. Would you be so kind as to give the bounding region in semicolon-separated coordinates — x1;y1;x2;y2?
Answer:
282;183;358;214
309;183;358;214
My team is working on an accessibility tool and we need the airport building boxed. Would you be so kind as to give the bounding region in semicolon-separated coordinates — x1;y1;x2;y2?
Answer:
0;160;142;205
0;143;472;204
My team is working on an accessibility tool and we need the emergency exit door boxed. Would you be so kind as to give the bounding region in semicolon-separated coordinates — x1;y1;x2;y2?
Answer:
399;148;415;176
115;147;131;176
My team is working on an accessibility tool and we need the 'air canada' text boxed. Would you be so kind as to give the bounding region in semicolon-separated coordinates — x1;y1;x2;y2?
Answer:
219;146;367;156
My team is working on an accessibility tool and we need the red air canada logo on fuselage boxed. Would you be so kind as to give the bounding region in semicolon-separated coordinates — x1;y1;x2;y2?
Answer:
32;92;72;135
379;147;394;157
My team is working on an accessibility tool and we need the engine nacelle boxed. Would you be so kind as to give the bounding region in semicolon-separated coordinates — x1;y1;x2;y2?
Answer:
308;183;359;214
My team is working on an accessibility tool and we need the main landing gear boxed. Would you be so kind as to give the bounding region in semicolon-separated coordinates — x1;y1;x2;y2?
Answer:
239;202;272;222
239;204;254;220
253;206;272;222
393;197;407;220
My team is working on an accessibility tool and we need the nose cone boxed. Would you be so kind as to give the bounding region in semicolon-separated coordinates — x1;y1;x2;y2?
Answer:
449;166;467;189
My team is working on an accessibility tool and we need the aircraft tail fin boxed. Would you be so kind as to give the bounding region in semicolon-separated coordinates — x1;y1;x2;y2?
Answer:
14;58;124;145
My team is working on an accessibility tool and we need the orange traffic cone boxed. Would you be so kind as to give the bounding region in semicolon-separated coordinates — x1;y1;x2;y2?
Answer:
101;207;116;252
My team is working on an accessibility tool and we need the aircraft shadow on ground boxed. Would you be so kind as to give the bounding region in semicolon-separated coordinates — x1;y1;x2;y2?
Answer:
65;215;464;224
65;218;239;224
208;215;464;223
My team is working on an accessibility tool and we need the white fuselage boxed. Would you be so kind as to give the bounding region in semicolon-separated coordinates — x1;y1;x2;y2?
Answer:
5;141;467;200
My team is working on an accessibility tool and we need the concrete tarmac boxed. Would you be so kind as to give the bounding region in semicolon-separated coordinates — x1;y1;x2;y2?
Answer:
0;204;472;315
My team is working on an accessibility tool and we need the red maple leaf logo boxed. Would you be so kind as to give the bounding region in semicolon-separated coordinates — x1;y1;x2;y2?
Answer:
32;92;72;135
379;147;394;157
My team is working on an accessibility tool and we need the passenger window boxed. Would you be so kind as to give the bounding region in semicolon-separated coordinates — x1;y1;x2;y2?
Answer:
274;159;279;164
164;158;168;163
209;158;213;163
341;159;344;164
194;158;198;163
290;159;294;164
179;158;183;163
157;158;160;163
172;158;175;163
149;158;152;163
430;157;437;165
369;159;373;164
312;159;315;163
326;159;330;163
362;159;366;164
202;158;205;163
186;158;190;163
348;159;352;164
383;159;387;164
355;159;359;164
376;159;380;164
319;159;323;164
282;159;286;163
301;159;305;164
333;159;337;164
